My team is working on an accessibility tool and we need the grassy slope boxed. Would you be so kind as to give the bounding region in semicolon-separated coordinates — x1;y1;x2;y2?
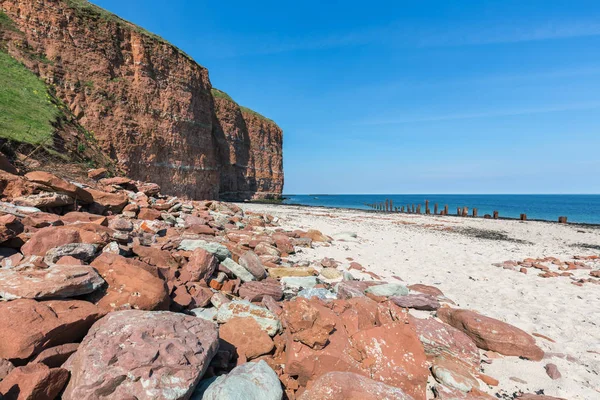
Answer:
211;88;277;125
0;49;60;145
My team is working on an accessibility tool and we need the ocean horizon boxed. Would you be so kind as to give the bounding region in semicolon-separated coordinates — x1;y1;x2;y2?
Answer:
282;194;600;224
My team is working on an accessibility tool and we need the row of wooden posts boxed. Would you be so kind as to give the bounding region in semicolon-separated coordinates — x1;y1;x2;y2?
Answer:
366;199;569;224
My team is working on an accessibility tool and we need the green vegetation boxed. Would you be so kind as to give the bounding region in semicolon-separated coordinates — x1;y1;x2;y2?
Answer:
0;10;19;32
211;88;236;103
0;50;60;145
240;105;276;125
212;87;278;125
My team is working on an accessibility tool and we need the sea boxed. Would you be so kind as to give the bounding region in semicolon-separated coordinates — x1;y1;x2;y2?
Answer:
282;194;600;225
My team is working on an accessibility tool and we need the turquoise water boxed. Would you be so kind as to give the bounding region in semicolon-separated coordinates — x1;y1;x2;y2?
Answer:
282;194;600;224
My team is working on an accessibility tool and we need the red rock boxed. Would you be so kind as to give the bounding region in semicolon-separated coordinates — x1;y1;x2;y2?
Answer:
61;211;107;225
32;343;79;368
431;355;480;392
545;363;562;380
187;224;215;236
254;242;281;257
132;243;179;271
336;280;381;299
0;170;37;199
238;250;267;280
301;229;330;242
0;358;14;380
21;224;112;256
262;295;283;316
63;310;219;400
349;261;364;271
185;248;218;282
219;317;274;361
412;317;480;367
283;297;337;349
299;371;413;400
0;214;23;243
590;270;600;278
0;299;101;362
21;212;62;229
171;285;193;308
438;307;544;361
273;233;295;254
0;363;69;400
238;279;283;301
82;187;128;213
392;293;440;310
0;153;17;174
88;253;169;312
137;207;162;220
188;284;213;308
25;171;93;203
87;168;108;180
477;372;499;386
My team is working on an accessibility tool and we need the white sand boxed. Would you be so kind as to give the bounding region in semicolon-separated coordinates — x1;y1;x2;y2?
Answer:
239;203;600;399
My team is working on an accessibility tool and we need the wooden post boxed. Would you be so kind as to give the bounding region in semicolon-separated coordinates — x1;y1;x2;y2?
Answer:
434;203;438;215
425;200;430;214
520;214;527;221
401;206;404;212
558;216;568;224
472;208;478;217
493;211;499;219
457;207;461;216
444;205;449;215
390;199;394;212
395;206;398;212
386;199;389;212
417;205;421;214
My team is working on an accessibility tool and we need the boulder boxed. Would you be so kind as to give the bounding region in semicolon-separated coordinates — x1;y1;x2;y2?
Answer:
132;243;179;269
61;211;107;225
0;358;14;380
269;267;317;279
219;317;274;361
438;308;544;361
88;253;169;312
299;371;413;400
82;188;129;213
185;248;218;282
22;212;62;228
0;363;69;400
217;300;281;336
0;299;101;362
238;250;267;280
0;264;104;300
44;243;98;264
25;171;93;203
238;280;284;302
301;229;330;242
320;267;343;280
193;360;282;400
14;192;74;208
178;239;231;261
63;310;219;400
87;168;108;180
221;257;256;282
21;224;112;256
431;356;480;392
336;280;381;299
392;294;440;310
0;214;24;243
32;343;79;368
138;207;162;220
364;283;409;297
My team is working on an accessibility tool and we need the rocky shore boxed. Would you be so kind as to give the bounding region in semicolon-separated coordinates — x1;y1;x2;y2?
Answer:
0;168;595;399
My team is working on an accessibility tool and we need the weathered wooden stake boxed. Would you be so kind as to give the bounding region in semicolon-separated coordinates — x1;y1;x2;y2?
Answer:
444;205;449;215
386;199;390;212
417;205;421;214
493;211;499;219
425;200;430;214
457;207;461;216
434;203;438;215
520;214;527;221
390;199;394;212
558;216;568;224
472;208;478;217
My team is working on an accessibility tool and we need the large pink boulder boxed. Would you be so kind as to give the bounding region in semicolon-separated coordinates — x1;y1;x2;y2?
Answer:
21;224;113;256
0;363;69;400
299;371;414;400
63;310;219;400
0;214;23;243
25;171;93;203
437;307;544;361
0;299;101;362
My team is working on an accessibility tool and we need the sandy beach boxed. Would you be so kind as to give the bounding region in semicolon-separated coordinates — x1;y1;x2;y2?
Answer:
240;203;600;399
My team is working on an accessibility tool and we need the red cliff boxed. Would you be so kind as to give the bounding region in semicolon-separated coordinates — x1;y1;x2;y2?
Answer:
0;0;283;200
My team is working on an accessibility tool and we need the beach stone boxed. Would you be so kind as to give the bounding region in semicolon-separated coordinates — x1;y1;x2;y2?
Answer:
517;395;567;400
221;257;256;282
238;279;283;301
88;253;169;312
412;317;480;367
254;242;281;257
0;363;69;400
185;248;218;283
190;307;217;323
299;371;413;400
336;280;381;299
281;276;318;290
25;171;92;203
282;297;336;349
0;264;104;300
193;360;282;400
408;284;446;298
302;229;330;242
21;212;62;228
63;310;219;400
268;267;317;278
0;214;24;243
211;292;230;308
44;243;98;265
272;233;295;254
0;299;101;362
365;282;409;297
545;363;562;380
21;224;112;256
138;207;162;220
108;217;134;232
220;317;274;361
438;307;544;361
32;343;79;368
217;300;281;336
297;287;337;300
392;293;440;310
61;211;108;225
238;250;267;280
332;231;358;242
178;239;231;261
82;187;128;213
14;192;74;208
320;267;343;280
431;355;480;392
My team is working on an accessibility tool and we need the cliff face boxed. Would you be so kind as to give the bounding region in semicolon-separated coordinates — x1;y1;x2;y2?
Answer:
0;0;283;200
212;90;283;200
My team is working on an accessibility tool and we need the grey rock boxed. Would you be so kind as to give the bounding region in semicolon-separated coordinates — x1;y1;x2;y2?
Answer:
216;300;281;336
297;288;336;300
190;307;218;323
280;276;318;290
44;243;98;265
192;360;282;400
221;258;256;283
364;283;409;297
178;240;231;261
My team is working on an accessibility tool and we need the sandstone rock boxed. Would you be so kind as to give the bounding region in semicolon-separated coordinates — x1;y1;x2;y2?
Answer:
89;253;169;312
272;233;295;254
61;211;107;225
220;257;255;282
238;279;283;301
302;229;330;242
298;288;337;300
239;250;267;280
0;363;69;400
320;267;343;280
87;168;108;180
283;297;337;349
0;299;101;362
217;300;281;336
193;360;282;400
132;243;179;269
138;207;162;220
412;317;480;367
0;214;24;243
431;356;480;392
220;317;274;361
269;267;317;278
82;188;128;213
25;171;93;203
21;225;111;256
14;192;74;208
44;242;98;264
32;343;79;368
63;310;219;400
545;363;562;380
299;371;413;400
392;294;440;310
0;358;14;380
254;242;281;257
0;264;104;300
281;276;319;290
185;248;218;282
438;308;544;361
179;239;231;261
336;280;381;299
190;307;218;322
108;217;134;231
365;283;409;297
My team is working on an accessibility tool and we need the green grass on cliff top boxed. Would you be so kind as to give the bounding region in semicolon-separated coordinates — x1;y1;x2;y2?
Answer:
211;88;277;125
0;50;59;145
0;11;19;32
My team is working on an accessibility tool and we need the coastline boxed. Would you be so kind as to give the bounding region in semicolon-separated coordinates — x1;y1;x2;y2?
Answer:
240;202;600;399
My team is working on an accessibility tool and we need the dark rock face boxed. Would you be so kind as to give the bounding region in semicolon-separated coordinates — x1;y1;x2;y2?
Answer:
1;0;283;200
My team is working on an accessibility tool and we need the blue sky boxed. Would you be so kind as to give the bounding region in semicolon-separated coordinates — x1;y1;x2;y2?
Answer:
93;0;600;194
